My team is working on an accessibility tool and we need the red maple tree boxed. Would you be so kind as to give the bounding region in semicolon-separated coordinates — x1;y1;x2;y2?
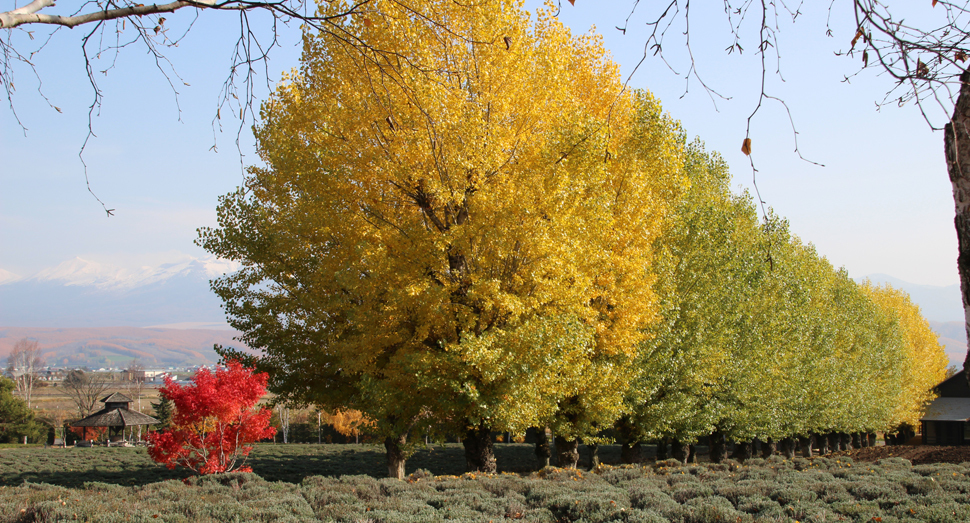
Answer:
147;360;276;474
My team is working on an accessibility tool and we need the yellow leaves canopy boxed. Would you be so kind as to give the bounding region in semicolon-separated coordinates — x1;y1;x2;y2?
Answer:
204;0;685;435
862;282;950;428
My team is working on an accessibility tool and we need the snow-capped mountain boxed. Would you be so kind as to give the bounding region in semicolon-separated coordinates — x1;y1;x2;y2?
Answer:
27;256;241;291
0;256;240;328
0;268;21;285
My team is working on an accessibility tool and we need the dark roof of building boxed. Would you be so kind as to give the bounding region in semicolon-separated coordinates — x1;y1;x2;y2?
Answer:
935;373;970;398
100;392;134;404
921;397;970;422
71;407;159;427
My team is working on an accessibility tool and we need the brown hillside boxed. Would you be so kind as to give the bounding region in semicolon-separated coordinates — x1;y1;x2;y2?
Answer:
0;326;251;368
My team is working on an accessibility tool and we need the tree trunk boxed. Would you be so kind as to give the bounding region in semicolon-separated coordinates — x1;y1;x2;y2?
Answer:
655;436;670;461
851;433;862;449
731;440;751;462
687;444;696;464
587;442;600;469
869;433;877;447
944;69;970;385
709;432;727;464
825;433;838;453
799;435;814;458
384;434;408;480
671;438;690;465
840;433;851;451
779;437;795;459
534;427;551;470
621;441;642;464
761;438;776;458
463;423;497;473
556;438;580;469
813;433;827;454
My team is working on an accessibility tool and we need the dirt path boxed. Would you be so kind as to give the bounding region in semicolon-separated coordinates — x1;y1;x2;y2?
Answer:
830;445;970;465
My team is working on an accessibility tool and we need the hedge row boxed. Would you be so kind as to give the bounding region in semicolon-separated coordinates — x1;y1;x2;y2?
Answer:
3;454;970;522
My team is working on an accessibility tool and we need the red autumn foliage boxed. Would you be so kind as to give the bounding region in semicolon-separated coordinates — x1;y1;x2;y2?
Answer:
147;360;276;474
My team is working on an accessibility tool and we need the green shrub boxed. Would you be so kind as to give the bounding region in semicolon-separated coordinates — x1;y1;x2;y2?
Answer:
669;482;714;503
831;499;882;520
713;480;771;505
900;476;942;496
736;494;783;518
875;457;913;470
620;508;670;523
599;466;648;485
768;486;818;504
682;495;748;523
802;481;852;504
843;479;906;501
909;501;970;523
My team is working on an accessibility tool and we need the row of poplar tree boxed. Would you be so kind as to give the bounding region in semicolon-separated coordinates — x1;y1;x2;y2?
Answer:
198;0;949;478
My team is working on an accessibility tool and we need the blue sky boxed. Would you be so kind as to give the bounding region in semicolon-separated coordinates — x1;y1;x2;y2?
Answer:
0;0;959;286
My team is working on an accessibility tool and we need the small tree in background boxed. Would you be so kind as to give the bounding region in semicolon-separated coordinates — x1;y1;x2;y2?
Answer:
150;395;174;431
62;370;111;419
321;409;373;444
6;338;44;408
0;376;46;443
147;361;275;475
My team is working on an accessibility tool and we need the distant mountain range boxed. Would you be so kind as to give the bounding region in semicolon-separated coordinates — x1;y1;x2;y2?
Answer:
0;256;246;367
861;274;964;323
0;258;968;368
0;256;238;328
0;326;240;368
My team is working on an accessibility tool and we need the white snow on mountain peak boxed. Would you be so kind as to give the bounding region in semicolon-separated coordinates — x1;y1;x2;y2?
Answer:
0;268;22;284
13;255;240;290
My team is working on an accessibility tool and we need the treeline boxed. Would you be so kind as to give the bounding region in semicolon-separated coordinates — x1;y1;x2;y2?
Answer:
616;140;949;464
199;0;950;478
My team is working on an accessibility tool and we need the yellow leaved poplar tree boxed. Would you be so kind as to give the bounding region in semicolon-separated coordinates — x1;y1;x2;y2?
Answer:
200;0;684;478
862;282;950;430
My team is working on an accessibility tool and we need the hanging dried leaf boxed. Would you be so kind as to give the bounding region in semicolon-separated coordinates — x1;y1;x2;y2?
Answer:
363;18;372;28
917;59;929;78
863;50;869;67
933;0;939;6
957;50;968;62
741;138;752;156
504;36;512;50
851;29;863;48
568;0;575;4
385;116;395;130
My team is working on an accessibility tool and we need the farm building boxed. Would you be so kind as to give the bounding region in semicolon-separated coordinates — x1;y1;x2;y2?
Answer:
921;372;970;445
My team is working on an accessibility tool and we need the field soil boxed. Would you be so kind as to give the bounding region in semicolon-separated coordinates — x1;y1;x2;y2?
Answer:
833;445;970;464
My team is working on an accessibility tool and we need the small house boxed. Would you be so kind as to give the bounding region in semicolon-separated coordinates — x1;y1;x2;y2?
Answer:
921;372;970;445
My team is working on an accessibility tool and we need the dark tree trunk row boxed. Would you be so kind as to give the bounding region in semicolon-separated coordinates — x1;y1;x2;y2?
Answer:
385;424;890;480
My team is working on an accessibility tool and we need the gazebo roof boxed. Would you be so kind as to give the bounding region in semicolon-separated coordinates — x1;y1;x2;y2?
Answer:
101;392;134;403
72;407;160;427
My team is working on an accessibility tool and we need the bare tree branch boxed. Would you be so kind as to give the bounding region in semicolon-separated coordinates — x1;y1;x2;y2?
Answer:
0;0;375;212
